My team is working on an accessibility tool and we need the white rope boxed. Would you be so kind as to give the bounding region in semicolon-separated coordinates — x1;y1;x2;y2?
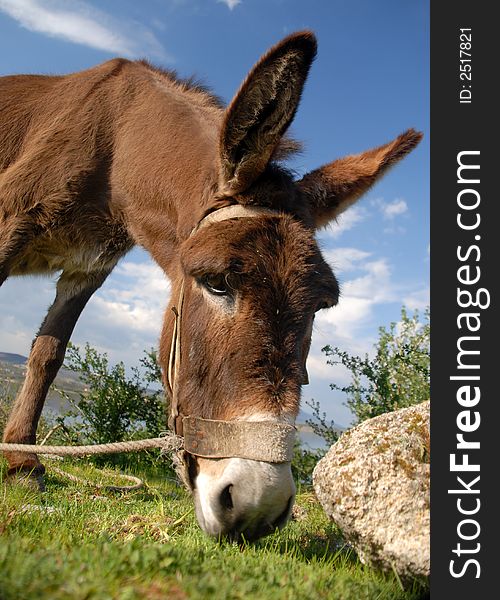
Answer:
1;433;184;492
0;433;183;456
48;464;145;492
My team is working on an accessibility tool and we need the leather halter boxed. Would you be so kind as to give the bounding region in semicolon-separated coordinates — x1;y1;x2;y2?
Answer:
166;205;297;464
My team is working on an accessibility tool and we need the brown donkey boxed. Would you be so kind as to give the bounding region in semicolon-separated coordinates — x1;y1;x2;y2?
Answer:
0;31;421;540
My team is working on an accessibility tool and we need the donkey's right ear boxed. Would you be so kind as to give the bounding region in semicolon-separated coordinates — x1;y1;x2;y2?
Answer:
218;31;317;196
298;129;423;229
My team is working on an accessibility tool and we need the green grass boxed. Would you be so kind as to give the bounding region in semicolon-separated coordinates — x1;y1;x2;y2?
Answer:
0;458;428;600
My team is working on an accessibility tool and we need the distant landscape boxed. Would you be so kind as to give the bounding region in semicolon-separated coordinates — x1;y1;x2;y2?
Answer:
0;351;81;416
0;352;335;448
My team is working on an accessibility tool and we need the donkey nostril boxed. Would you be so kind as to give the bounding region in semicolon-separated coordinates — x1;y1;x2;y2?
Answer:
219;484;234;510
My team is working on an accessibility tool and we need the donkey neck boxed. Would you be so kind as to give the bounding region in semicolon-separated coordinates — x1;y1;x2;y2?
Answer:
113;62;224;274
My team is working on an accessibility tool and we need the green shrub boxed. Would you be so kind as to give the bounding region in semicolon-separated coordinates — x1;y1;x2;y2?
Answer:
292;399;339;486
324;306;430;424
57;344;172;472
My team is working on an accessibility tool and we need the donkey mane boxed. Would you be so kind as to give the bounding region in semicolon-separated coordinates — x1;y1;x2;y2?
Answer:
136;59;226;109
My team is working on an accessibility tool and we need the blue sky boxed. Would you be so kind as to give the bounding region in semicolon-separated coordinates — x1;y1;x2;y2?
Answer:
0;0;429;427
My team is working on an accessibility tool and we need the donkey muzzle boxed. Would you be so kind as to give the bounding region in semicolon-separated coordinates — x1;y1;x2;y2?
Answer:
173;417;297;541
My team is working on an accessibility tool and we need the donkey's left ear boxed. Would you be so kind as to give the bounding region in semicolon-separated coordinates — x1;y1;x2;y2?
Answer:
298;129;423;229
219;31;317;196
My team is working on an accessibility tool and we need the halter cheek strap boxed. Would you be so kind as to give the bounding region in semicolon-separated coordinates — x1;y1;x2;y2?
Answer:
166;205;297;464
167;279;184;435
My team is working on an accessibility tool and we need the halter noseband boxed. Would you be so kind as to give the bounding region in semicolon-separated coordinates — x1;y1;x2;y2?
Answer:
166;205;297;465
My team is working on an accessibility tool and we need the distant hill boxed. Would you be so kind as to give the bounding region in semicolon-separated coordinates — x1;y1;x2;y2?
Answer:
0;352;27;365
0;351;82;415
297;408;312;424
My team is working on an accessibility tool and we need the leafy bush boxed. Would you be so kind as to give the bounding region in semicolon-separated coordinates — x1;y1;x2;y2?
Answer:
56;344;171;471
61;343;166;443
0;376;15;438
304;398;339;447
293;307;430;484
292;443;325;487
324;306;430;424
292;399;339;487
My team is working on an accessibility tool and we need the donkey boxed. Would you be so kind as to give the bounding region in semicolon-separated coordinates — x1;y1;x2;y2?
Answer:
0;31;421;540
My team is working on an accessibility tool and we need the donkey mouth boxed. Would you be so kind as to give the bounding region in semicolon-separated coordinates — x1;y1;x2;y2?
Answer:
224;494;295;543
192;456;296;542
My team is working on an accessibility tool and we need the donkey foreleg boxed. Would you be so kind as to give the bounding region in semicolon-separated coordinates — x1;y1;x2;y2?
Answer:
2;270;110;484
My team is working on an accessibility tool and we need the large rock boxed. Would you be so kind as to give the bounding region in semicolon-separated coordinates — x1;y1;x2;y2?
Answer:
313;401;430;579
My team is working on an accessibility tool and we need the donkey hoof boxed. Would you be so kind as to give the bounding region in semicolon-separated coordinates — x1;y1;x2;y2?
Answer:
7;466;46;492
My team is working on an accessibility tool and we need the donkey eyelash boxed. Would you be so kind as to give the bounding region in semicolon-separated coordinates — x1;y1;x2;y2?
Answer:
199;273;234;297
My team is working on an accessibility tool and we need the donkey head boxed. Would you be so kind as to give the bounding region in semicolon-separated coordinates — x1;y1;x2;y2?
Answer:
159;31;422;541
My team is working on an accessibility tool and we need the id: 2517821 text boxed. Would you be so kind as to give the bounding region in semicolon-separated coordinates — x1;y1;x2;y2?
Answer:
459;28;472;104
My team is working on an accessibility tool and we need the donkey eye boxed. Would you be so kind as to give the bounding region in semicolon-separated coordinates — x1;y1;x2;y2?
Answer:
201;273;230;296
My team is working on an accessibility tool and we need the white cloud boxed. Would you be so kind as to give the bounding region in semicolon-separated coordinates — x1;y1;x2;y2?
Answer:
342;259;392;301
383;224;406;235
306;354;352;386
217;0;242;9
323;205;368;239
91;297;160;335
376;198;408;220
317;296;376;341
86;259;171;337
322;247;372;274
0;256;172;368
312;248;396;357
305;353;333;380
0;0;168;59
110;261;171;305
0;277;55;356
402;287;430;311
0;315;34;355
306;256;395;370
